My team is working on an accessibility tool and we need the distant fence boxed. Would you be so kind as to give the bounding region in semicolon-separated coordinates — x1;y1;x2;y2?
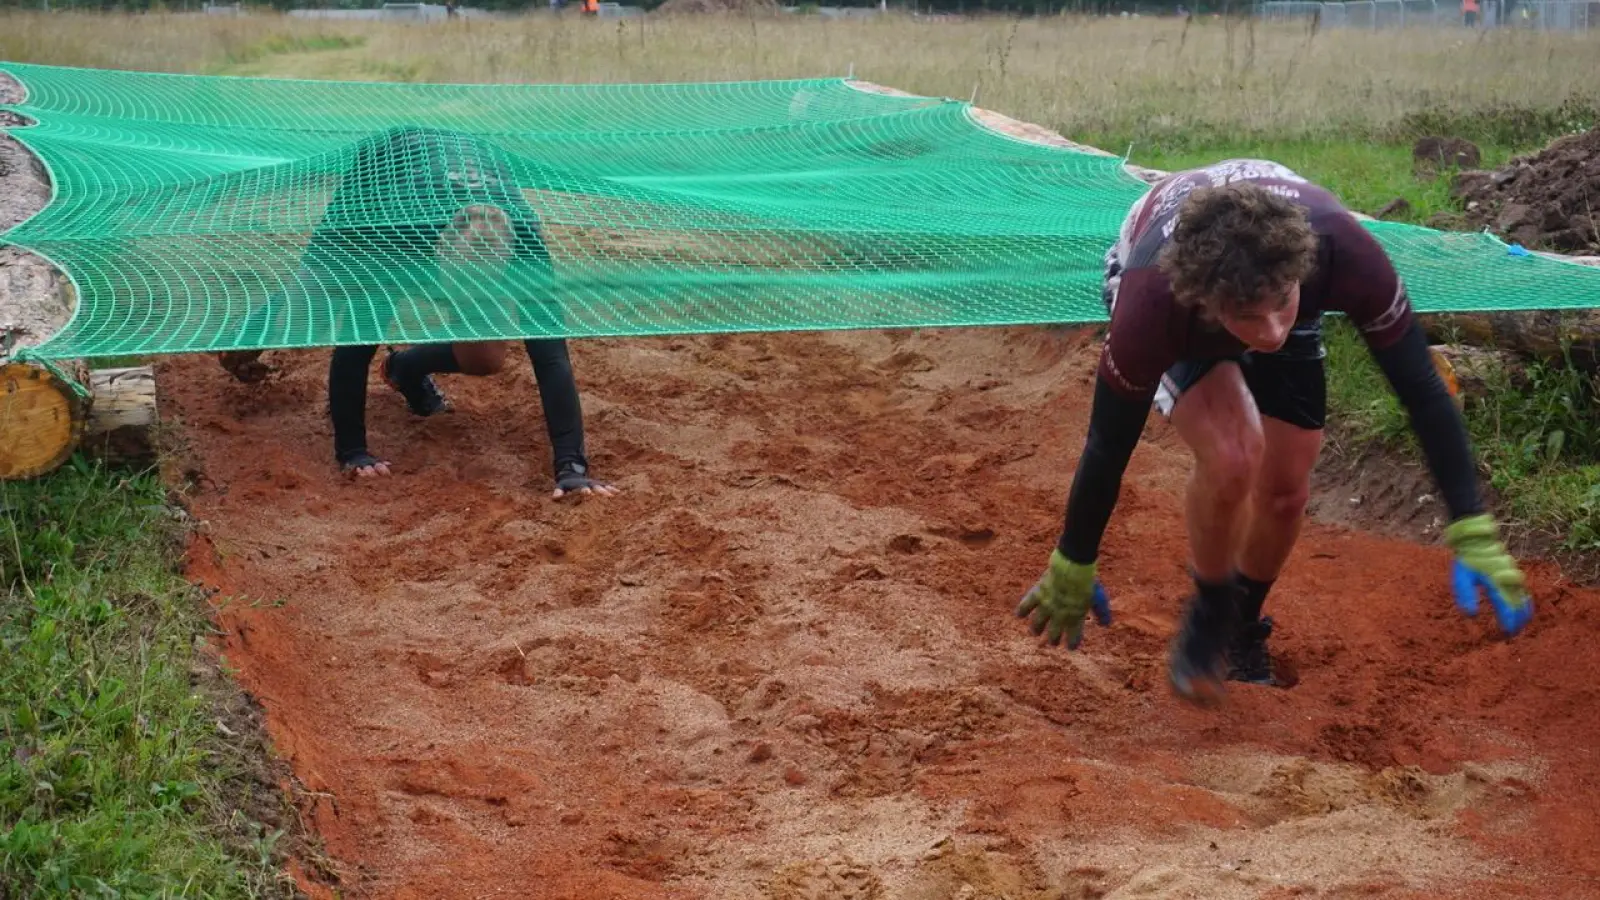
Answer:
270;2;879;18
282;3;498;20
1256;0;1597;29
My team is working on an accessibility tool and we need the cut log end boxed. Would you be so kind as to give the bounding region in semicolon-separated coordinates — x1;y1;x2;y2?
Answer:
0;361;159;480
0;361;88;479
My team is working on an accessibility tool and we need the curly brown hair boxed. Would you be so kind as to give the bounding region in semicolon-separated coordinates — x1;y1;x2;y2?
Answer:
1158;182;1319;319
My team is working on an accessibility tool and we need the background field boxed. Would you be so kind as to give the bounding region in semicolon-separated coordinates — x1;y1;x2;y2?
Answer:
5;10;1600;898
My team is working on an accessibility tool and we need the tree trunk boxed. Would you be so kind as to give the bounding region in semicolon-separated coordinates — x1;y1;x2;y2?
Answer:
1429;343;1525;404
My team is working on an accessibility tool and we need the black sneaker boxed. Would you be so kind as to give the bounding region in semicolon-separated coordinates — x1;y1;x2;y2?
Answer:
1226;616;1280;685
383;350;452;417
1168;586;1239;707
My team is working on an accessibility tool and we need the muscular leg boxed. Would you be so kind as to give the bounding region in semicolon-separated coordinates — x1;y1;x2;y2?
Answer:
451;340;510;376
388;336;510;377
1237;417;1323;600
382;342;464;416
1165;362;1265;705
1223;350;1326;686
1169;363;1266;583
1215;416;1322;686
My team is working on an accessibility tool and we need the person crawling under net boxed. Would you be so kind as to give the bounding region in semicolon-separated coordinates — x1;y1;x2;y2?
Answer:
218;125;616;501
1016;159;1534;706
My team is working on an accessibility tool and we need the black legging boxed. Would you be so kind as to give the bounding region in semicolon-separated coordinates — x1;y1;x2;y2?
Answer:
329;338;587;474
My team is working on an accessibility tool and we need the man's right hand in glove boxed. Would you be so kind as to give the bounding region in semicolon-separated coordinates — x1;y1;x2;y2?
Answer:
1016;549;1113;650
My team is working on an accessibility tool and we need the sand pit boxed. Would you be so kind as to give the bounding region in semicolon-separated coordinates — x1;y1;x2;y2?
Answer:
166;320;1600;899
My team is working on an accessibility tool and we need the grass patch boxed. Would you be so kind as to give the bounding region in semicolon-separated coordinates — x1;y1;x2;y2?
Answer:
219;32;367;69
1325;317;1600;554
3;13;1598;140
1109;138;1516;225
0;461;298;897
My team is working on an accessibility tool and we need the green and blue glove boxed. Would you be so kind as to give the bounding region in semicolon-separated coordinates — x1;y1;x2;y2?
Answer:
1444;513;1533;636
1015;549;1113;649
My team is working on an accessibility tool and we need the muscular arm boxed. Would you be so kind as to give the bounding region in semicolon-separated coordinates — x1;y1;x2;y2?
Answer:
1057;375;1153;563
1325;211;1484;520
1369;320;1484;519
1057;266;1172;563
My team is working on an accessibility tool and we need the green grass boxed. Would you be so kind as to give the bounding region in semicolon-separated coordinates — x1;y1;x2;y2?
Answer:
1113;138;1515;225
219;32;366;69
0;461;295;898
1325;311;1600;554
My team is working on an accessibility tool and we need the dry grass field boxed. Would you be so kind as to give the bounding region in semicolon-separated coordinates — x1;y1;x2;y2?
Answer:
3;10;1597;146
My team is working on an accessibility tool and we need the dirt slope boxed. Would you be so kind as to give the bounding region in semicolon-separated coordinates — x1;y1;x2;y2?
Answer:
166;325;1600;899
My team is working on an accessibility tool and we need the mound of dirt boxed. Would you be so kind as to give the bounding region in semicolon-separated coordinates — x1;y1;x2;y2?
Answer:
1413;135;1481;178
1452;127;1600;255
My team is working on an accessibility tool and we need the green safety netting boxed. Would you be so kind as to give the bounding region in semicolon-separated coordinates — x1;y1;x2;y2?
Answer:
2;60;1598;362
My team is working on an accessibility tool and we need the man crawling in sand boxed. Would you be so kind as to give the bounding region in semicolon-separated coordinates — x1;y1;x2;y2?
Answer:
216;126;616;502
1016;159;1533;705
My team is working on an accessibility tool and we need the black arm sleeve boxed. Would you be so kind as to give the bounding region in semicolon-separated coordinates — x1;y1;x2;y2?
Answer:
1057;375;1153;564
1368;319;1484;521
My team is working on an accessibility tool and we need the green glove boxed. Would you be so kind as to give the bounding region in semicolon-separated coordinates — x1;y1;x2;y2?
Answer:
1015;549;1112;649
1443;513;1533;635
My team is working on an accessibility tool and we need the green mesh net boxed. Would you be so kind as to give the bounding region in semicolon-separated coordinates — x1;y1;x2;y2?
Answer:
2;61;1598;363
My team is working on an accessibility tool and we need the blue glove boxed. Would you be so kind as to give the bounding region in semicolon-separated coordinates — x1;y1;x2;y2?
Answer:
1015;549;1114;649
1444;514;1533;636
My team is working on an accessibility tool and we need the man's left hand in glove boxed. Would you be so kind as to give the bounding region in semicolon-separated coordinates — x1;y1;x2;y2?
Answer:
1444;513;1533;636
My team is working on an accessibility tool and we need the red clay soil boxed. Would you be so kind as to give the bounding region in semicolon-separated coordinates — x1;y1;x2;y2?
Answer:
162;325;1600;900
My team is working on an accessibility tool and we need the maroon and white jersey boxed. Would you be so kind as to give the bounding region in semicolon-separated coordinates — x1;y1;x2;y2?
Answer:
1098;159;1414;401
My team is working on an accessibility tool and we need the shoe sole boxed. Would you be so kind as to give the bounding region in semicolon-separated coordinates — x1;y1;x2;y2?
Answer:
1168;638;1226;707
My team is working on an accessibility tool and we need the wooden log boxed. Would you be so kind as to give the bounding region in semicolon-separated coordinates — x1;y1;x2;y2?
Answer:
0;360;87;479
0;361;159;480
1420;309;1600;371
1429;343;1525;406
81;366;159;468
